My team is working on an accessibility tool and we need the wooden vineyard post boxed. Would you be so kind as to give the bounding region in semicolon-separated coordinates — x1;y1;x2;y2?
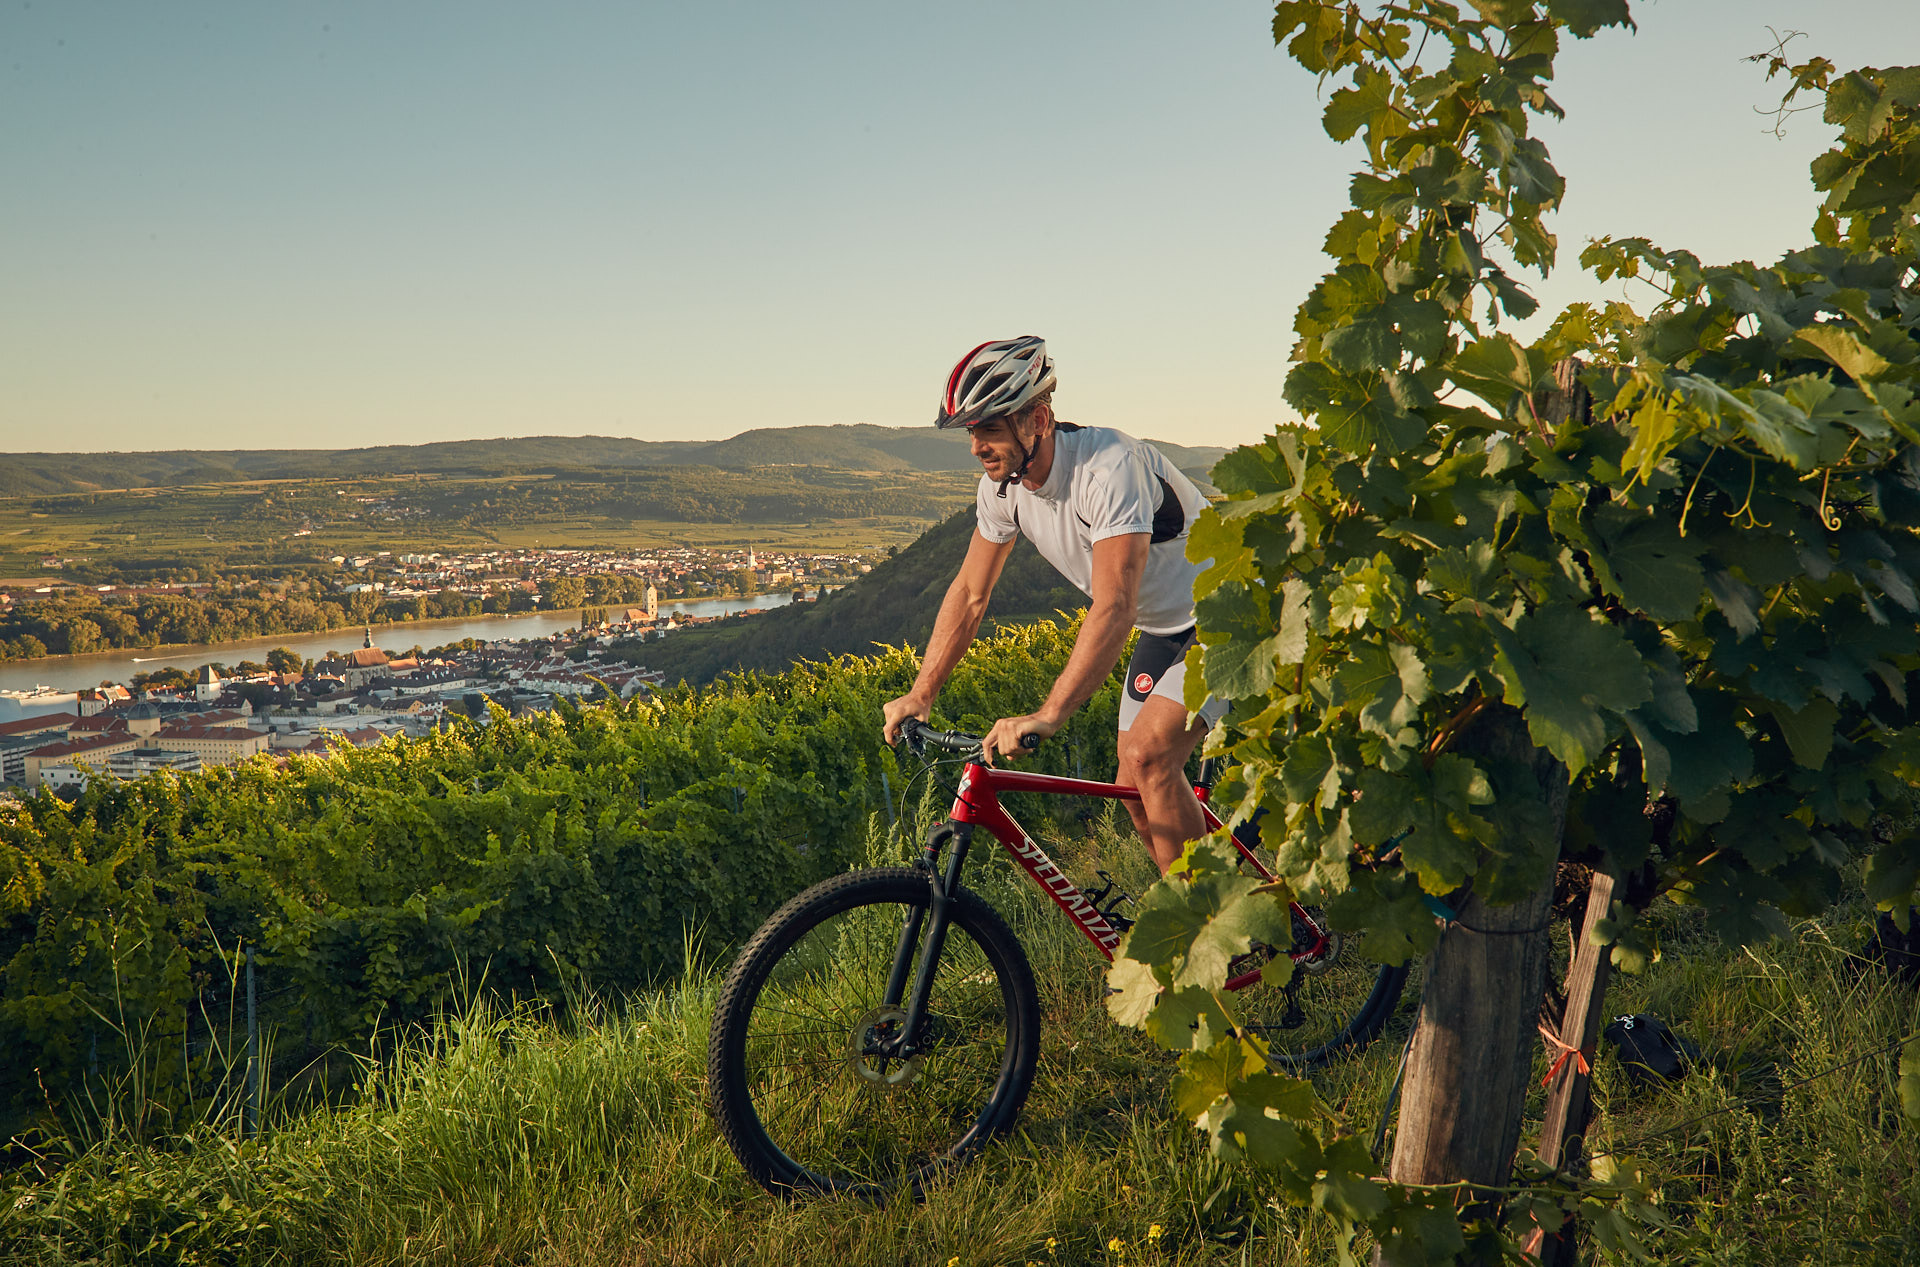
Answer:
1531;868;1618;1265
1383;708;1566;1220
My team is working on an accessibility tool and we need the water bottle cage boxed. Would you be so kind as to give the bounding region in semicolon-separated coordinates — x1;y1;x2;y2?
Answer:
1082;870;1136;932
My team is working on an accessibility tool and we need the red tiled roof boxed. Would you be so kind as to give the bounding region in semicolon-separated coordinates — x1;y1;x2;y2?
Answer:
30;734;137;759
0;712;76;737
154;724;262;742
68;715;131;735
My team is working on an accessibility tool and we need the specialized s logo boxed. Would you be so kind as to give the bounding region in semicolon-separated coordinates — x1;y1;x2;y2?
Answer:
1133;672;1155;695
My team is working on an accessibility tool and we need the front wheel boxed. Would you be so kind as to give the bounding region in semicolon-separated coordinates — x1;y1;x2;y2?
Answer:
707;868;1041;1197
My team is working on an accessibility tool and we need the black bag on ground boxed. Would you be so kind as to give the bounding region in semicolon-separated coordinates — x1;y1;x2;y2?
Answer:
1602;1014;1700;1088
1863;909;1920;985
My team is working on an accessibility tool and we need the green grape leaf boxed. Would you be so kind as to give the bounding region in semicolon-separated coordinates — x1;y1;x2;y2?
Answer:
1591;506;1707;621
1281;732;1348;810
1172;1034;1266;1119
1350;767;1417;847
1324;67;1399;142
1705;569;1763;639
1375;1197;1470;1267
1125;868;1294;990
1864;831;1920;916
1450;333;1535;412
1660;698;1755;820
1145;983;1231;1052
1325;312;1403;373
1621;712;1672;796
1491;607;1651;772
1425;541;1499;601
1769;697;1841;770
1398;754;1498;893
1205;1092;1321;1199
1324;868;1441;967
1333;641;1432;736
1197;581;1281;699
1790;323;1892;384
1104;952;1167;1028
1544;0;1634;38
1639;642;1699;734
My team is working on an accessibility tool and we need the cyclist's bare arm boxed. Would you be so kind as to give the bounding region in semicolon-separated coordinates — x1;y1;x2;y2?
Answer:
981;532;1146;762
882;529;1016;743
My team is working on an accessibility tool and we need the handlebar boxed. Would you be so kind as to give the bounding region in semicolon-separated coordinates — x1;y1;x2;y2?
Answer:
898;717;1042;756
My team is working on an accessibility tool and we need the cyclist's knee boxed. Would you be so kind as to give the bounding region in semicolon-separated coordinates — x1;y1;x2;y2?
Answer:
1122;736;1183;781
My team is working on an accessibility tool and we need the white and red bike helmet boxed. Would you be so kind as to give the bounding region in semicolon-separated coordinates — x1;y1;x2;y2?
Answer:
934;336;1056;430
936;336;1057;495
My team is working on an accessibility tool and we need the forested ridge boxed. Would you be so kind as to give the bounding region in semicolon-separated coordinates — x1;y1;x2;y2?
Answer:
0;427;1226;497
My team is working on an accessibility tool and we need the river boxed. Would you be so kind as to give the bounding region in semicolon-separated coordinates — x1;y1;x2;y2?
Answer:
0;593;799;696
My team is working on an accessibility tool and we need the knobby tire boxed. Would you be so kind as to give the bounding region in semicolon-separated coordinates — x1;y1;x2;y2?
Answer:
707;868;1040;1198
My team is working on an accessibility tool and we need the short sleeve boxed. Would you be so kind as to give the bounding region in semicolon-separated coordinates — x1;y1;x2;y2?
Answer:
1078;448;1158;542
974;475;1018;544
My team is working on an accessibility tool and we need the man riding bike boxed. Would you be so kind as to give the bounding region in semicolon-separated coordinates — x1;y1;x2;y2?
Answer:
881;336;1225;873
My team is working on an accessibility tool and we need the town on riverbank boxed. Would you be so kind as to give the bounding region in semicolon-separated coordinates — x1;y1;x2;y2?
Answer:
0;543;874;662
0;577;831;795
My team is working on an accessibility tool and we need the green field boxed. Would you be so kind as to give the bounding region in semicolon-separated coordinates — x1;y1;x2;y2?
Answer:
0;468;979;576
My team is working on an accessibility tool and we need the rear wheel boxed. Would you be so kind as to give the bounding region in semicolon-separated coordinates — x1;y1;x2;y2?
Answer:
707;868;1040;1196
1225;816;1413;1068
1234;921;1412;1070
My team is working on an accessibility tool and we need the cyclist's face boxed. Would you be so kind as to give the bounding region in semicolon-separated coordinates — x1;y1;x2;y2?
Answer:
967;415;1032;481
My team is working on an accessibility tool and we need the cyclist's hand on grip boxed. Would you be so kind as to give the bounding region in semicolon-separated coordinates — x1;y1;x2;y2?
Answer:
981;713;1057;765
882;692;931;746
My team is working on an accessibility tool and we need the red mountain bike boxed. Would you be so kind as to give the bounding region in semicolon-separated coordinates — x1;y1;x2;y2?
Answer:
706;719;1409;1197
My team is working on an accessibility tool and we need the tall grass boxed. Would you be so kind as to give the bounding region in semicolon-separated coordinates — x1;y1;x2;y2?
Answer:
3;812;1915;1265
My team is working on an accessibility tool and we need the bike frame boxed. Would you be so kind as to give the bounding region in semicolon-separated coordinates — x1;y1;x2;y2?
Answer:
880;749;1333;1061
943;759;1330;977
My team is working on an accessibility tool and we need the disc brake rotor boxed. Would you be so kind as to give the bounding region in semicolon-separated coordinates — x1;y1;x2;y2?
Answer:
1292;908;1345;976
847;1006;926;1088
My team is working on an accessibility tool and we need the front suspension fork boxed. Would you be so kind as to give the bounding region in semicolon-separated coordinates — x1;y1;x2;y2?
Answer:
881;821;971;1057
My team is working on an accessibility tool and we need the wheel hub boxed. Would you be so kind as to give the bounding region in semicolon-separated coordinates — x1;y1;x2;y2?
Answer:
847;1006;925;1088
1292;909;1345;976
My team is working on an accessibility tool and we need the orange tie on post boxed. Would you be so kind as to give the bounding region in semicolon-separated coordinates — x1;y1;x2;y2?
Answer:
1538;1020;1593;1088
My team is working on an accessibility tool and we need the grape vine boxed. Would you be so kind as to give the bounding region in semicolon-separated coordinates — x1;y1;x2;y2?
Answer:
1107;2;1920;1260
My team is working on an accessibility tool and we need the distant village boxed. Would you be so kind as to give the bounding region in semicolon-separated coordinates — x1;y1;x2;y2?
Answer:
8;543;873;611
0;545;869;796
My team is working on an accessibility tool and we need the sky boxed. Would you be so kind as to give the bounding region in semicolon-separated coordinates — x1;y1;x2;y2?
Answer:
3;1;1917;455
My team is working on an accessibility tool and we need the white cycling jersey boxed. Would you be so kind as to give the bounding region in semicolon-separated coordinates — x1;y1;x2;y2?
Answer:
974;424;1208;638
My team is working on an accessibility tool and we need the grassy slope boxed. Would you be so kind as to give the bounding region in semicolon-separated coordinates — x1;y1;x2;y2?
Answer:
5;811;1914;1266
613;509;1091;685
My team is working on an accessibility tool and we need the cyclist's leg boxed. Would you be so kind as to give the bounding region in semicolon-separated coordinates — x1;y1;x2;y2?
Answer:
1117;632;1225;872
1117;696;1210;872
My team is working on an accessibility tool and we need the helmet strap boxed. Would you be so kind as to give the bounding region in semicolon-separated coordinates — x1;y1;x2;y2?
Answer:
994;422;1034;499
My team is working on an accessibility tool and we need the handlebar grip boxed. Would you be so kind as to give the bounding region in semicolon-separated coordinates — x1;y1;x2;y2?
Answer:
899;717;982;752
898;718;1042;753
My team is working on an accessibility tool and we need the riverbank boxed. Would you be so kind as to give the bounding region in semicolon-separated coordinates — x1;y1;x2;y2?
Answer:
0;593;803;695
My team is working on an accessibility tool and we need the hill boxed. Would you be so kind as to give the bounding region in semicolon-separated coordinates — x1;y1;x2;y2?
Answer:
609;510;1089;684
0;428;1227;497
